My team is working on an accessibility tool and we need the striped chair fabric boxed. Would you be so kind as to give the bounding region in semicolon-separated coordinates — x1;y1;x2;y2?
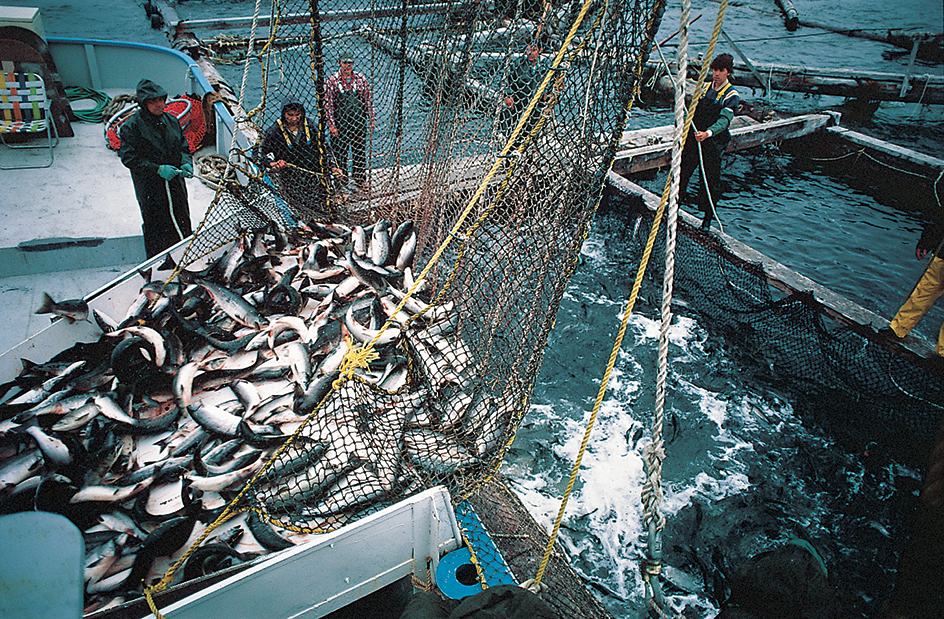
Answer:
0;71;49;134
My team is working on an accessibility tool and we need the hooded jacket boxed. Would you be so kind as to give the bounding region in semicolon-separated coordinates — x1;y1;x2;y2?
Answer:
119;79;193;257
120;80;192;175
136;78;167;104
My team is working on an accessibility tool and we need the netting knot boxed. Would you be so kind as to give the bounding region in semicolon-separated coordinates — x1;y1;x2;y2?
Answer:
519;578;549;597
338;343;379;380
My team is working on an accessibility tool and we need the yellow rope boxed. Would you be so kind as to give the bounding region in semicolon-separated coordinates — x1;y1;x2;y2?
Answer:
147;1;681;610
532;0;728;588
143;507;245;618
334;0;605;387
450;2;615;505
460;531;490;591
337;339;379;381
143;352;348;616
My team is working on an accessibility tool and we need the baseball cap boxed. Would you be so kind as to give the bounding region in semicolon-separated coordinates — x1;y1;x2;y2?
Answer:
340;50;354;63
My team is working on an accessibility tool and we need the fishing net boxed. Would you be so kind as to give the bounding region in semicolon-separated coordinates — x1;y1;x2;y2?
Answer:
617;201;944;459
158;0;665;611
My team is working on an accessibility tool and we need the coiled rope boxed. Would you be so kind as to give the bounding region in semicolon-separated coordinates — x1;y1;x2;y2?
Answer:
64;86;112;123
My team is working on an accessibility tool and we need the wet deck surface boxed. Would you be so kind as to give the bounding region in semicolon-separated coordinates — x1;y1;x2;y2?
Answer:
1;114;218;273
1;112;220;357
0;264;128;357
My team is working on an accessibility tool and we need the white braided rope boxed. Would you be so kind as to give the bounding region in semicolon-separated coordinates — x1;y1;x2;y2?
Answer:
643;0;690;535
639;7;690;619
238;0;264;112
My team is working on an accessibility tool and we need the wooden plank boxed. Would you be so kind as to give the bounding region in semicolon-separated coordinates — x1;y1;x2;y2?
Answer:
604;170;938;360
337;151;496;210
612;113;836;176
826;126;944;174
707;60;944;104
796;21;943;62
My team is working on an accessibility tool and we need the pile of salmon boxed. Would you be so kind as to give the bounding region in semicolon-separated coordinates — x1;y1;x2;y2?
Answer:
0;218;512;611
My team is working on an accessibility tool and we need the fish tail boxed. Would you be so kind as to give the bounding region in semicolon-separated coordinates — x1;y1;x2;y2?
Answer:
35;292;55;315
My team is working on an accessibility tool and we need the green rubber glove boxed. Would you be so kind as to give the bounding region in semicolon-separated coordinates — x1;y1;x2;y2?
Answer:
180;163;194;178
157;164;179;180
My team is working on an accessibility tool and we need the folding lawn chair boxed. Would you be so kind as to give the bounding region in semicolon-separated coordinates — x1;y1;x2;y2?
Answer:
0;67;59;168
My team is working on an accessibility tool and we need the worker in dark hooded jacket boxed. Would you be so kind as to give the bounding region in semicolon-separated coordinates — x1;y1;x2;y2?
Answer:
119;79;194;258
259;96;340;217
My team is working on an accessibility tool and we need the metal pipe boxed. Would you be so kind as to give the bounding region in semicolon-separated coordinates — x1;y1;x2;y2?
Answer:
773;0;799;32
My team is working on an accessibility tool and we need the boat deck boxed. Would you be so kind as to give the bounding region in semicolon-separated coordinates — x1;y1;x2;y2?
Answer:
0;106;220;357
0;110;219;277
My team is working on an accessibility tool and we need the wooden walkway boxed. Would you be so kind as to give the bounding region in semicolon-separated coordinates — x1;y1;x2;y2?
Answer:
612;112;837;176
344;112;842;210
645;59;944;104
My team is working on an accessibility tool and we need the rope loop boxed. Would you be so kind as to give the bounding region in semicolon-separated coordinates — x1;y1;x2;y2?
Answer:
642;558;662;576
519;577;550;597
642;440;666;466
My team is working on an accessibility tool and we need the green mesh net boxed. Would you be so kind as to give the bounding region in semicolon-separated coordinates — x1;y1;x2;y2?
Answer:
618;204;944;458
174;0;667;504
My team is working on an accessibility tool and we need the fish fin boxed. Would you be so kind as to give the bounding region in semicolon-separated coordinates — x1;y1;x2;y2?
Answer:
137;267;152;283
157;255;177;271
35;292;55;314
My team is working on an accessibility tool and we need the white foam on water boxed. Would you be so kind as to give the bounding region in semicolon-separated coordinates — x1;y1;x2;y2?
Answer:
580;236;607;264
511;308;803;615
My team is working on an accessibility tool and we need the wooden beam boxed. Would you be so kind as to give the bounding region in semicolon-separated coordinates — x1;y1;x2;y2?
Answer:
796;21;943;63
612;112;836;176
712;60;944;104
826;126;944;175
646;60;944;104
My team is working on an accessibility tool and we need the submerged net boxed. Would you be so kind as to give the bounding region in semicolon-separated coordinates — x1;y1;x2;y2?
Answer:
618;203;944;461
163;0;665;602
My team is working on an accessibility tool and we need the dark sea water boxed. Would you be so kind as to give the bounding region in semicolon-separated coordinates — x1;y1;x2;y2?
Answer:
12;0;944;616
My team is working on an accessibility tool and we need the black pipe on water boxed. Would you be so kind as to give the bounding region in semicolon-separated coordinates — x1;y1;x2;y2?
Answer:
774;0;800;32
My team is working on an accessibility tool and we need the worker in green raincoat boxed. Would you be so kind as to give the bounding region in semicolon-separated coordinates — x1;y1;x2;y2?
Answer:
679;53;740;230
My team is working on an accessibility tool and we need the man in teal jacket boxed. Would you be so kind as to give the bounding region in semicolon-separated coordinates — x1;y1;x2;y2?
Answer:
120;79;194;258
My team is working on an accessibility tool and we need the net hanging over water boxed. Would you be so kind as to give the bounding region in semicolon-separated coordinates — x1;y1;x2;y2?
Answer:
171;0;666;553
619;206;944;460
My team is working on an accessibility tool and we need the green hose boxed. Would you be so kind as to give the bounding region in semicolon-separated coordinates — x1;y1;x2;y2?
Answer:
65;86;112;123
